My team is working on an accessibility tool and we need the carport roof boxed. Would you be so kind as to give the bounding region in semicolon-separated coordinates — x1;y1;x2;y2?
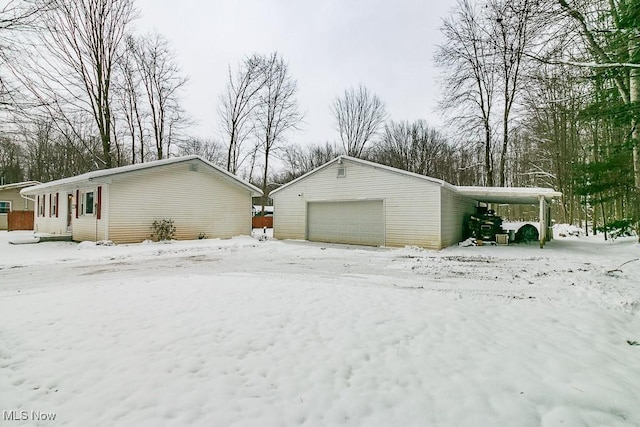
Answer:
455;186;562;204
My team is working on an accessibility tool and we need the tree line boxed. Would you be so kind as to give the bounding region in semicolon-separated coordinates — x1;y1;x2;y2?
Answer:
0;0;638;238
432;0;639;238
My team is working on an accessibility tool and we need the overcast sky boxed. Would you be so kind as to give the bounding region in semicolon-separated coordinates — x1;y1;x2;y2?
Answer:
135;0;457;148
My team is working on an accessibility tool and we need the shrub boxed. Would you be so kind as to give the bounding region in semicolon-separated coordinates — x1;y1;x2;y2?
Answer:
151;219;176;241
596;219;636;240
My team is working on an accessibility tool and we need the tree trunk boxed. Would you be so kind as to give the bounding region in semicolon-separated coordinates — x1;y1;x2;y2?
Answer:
499;107;508;187
485;124;493;186
630;34;640;241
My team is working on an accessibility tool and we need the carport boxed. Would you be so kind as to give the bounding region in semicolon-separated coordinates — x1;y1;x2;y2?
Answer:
456;186;563;248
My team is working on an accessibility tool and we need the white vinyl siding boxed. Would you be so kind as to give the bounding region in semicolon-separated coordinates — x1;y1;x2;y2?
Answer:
106;161;252;243
73;186;107;241
307;200;384;246
273;159;443;249
32;192;70;235
440;186;477;248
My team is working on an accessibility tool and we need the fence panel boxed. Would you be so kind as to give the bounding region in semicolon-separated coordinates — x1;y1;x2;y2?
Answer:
8;211;34;231
252;216;273;228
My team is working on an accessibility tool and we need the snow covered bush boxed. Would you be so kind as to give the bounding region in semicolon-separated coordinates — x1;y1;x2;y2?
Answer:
151;219;176;242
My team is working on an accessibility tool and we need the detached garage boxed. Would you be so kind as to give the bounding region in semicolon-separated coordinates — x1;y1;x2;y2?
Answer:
270;156;477;249
271;156;561;250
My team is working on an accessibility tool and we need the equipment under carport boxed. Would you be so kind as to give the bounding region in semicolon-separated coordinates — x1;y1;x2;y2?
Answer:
466;207;505;242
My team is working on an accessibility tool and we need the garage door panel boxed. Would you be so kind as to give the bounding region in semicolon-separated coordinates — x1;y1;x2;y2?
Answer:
307;200;384;246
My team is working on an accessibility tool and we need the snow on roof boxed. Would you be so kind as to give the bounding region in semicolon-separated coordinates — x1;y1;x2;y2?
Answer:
0;181;40;191
20;156;262;196
455;186;562;204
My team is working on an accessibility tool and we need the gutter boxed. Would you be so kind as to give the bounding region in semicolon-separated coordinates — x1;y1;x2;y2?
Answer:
20;192;36;206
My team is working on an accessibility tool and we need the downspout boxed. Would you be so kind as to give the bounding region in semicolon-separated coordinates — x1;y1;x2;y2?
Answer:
20;193;36;206
88;179;109;242
539;195;546;249
103;185;109;242
20;193;37;232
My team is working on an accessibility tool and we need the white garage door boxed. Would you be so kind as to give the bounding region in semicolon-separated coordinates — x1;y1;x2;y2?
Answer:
307;200;384;246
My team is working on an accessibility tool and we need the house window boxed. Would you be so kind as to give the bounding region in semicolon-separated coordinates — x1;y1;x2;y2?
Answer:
337;167;346;178
51;194;57;217
84;191;95;215
38;196;45;216
0;201;10;214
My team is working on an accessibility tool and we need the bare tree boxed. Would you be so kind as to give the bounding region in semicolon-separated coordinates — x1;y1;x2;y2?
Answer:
489;0;538;186
219;54;265;173
133;33;189;160
254;52;302;212
436;0;497;186
116;34;147;164
24;0;137;168
178;137;225;166
0;0;45;112
370;120;449;177
331;84;387;158
20;118;98;181
282;141;339;181
0;135;24;183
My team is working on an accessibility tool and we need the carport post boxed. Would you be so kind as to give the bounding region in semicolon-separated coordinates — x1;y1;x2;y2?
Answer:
539;195;546;248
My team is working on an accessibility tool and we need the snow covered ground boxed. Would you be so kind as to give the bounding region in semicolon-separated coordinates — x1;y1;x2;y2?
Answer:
1;228;639;426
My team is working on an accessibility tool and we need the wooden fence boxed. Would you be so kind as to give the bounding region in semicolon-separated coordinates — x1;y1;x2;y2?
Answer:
8;211;34;231
252;216;273;229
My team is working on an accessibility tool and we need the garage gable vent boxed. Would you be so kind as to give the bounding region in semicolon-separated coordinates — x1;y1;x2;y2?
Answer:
337;167;346;178
189;163;198;172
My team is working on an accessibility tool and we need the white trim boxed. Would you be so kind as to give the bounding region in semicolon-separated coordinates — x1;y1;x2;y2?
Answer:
270;156;563;205
82;189;96;216
103;185;109;241
20;156;262;197
0;181;40;191
271;155;455;196
0;200;11;214
456;186;562;204
51;193;57;217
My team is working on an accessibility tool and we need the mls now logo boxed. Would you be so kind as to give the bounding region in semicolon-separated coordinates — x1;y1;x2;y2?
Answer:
3;410;57;421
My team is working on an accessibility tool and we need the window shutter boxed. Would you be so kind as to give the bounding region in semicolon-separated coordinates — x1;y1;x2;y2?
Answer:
76;190;79;218
37;195;40;217
49;194;52;217
55;193;59;218
97;186;102;220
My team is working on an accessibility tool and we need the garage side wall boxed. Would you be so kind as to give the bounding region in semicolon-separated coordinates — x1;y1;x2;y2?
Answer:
440;186;476;248
107;162;252;243
273;160;443;248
